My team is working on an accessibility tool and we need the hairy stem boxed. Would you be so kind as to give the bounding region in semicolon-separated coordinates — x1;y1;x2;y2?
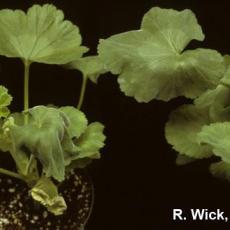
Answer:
0;167;25;181
77;75;88;110
24;60;31;124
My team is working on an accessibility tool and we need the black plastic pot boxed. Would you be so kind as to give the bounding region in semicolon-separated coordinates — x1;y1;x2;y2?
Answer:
0;169;93;230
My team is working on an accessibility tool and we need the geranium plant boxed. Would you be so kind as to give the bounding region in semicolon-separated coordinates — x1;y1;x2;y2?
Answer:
0;3;229;228
0;4;106;217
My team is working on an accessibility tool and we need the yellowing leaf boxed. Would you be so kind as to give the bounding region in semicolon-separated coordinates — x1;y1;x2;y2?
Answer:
0;4;88;64
31;177;67;215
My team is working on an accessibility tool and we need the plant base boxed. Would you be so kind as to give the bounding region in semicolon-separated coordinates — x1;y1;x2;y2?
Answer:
0;169;93;230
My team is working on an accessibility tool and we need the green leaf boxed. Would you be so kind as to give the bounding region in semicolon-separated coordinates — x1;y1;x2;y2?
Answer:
63;118;106;170
220;55;230;87
65;121;106;172
98;7;224;102
59;106;87;138
8;106;69;181
31;177;67;215
210;161;230;182
0;117;29;175
0;85;12;118
195;85;230;122
75;122;106;159
69;56;107;83
165;105;212;158
198;122;230;163
195;87;221;110
0;4;88;64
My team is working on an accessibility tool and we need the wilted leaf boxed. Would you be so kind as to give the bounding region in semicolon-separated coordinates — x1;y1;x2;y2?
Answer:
8;106;69;181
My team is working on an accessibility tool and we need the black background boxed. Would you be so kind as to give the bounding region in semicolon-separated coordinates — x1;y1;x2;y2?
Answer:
0;0;230;229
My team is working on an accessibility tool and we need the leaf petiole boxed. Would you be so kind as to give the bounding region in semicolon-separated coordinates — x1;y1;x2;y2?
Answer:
0;167;25;181
77;75;88;110
23;60;31;124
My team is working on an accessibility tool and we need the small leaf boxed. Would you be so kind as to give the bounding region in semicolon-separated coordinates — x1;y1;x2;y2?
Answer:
198;122;230;163
75;122;106;159
59;106;88;138
69;56;107;83
0;4;88;64
0;86;12;118
98;7;224;102
31;177;67;215
165;105;212;158
65;122;106;172
210;161;230;182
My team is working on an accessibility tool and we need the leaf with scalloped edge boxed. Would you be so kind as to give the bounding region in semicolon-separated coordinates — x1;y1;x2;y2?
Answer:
64;121;106;171
165;104;212;159
0;4;88;64
98;7;224;102
0;85;12;118
75;122;106;159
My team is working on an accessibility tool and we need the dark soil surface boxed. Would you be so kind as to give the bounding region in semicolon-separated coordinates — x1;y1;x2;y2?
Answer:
0;169;93;230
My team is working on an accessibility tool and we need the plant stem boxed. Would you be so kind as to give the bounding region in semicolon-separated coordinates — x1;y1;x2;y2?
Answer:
77;75;88;110
23;60;31;124
0;167;25;181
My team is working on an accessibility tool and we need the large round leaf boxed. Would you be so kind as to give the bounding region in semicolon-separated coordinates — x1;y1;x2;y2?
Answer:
98;7;224;102
0;4;88;64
